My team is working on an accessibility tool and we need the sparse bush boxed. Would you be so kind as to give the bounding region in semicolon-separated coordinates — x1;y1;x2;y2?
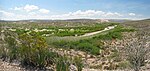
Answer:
93;31;122;40
118;61;130;69
55;56;83;71
0;25;5;59
4;32;19;62
0;29;19;62
56;56;70;71
77;42;100;55
126;32;150;71
73;56;83;71
93;26;135;40
53;40;69;48
52;40;100;55
1;30;56;70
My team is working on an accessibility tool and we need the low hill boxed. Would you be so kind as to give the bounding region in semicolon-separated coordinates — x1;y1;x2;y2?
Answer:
123;19;150;32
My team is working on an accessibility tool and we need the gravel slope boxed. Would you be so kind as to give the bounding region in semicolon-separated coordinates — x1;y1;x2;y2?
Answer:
0;60;24;71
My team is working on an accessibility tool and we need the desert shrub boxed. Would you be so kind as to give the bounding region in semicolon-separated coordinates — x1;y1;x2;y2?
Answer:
0;30;19;62
52;40;70;49
73;56;83;71
126;32;150;71
93;26;135;40
92;40;104;48
4;34;18;62
55;56;70;71
0;28;82;70
77;42;100;55
118;61;130;69
18;32;55;69
15;29;28;35
0;26;5;59
108;31;122;39
93;31;122;40
52;39;100;55
55;56;83;71
52;37;102;55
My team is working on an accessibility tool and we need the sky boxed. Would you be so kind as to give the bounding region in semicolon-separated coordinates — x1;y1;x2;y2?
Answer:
0;0;150;20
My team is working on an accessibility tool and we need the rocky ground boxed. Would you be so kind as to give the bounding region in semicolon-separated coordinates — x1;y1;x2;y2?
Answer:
0;60;25;71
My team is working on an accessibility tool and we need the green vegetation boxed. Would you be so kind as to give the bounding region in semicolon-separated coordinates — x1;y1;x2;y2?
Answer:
55;56;83;71
51;25;135;55
18;32;53;69
0;30;56;69
0;29;83;70
56;56;70;71
93;26;135;40
5;23;114;37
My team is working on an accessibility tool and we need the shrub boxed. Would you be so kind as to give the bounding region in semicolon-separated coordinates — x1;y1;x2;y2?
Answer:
0;26;6;59
93;31;122;40
5;35;18;62
0;30;19;62
126;32;150;71
0;29;83;70
52;40;70;49
93;26;134;40
18;32;54;69
118;61;130;69
73;56;83;71
55;56;70;71
55;56;83;71
77;42;100;55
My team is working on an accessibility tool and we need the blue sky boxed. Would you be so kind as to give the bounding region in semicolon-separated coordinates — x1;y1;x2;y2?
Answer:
0;0;150;20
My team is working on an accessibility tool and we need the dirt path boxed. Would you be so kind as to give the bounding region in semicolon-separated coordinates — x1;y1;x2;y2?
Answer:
81;25;117;37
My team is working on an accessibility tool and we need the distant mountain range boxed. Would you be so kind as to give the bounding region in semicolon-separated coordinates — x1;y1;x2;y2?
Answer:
0;19;145;23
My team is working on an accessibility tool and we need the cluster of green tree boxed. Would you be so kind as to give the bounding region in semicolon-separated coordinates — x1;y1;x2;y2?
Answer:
0;22;119;37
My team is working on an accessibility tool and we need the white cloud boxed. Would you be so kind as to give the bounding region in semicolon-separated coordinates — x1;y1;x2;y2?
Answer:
39;9;49;14
69;10;105;16
14;7;22;10
1;9;142;20
0;10;14;16
13;4;50;14
71;10;105;16
24;4;39;12
0;10;15;20
104;12;123;17
13;4;39;12
29;12;36;15
51;10;123;19
129;13;136;16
